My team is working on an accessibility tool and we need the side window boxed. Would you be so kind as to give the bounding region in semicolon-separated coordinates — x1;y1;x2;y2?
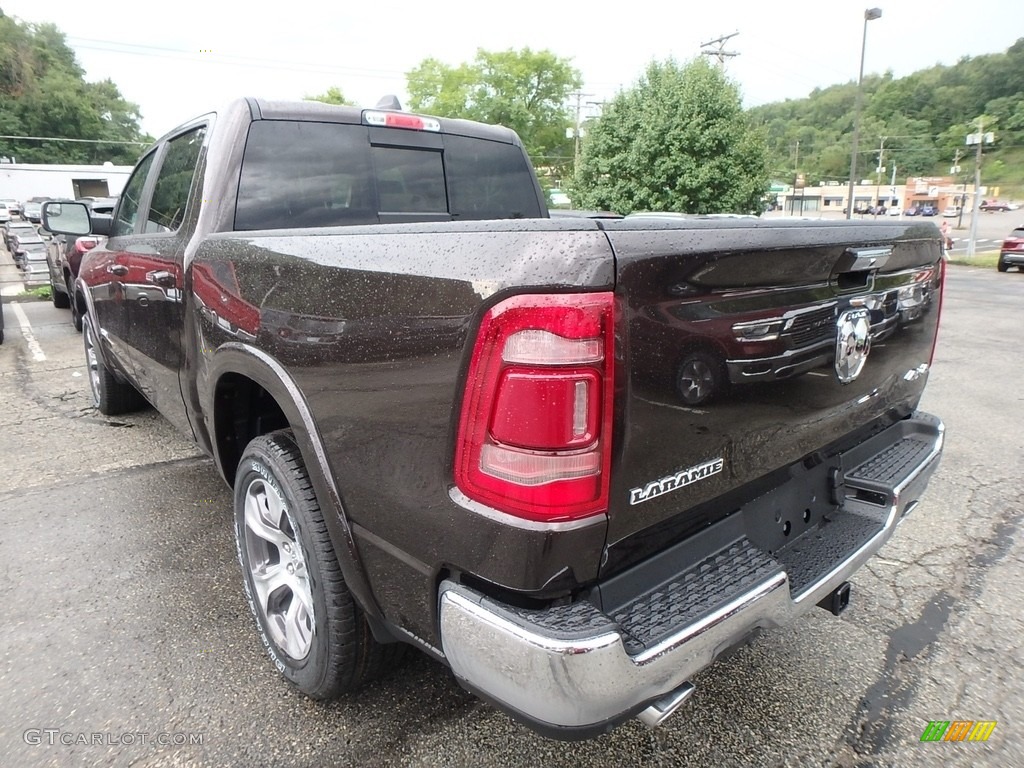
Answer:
146;127;206;233
113;152;156;237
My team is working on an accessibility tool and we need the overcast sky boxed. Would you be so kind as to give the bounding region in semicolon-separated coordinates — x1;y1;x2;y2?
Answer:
3;0;1020;139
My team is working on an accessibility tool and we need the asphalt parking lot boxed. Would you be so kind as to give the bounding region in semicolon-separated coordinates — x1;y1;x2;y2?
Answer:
0;263;1021;767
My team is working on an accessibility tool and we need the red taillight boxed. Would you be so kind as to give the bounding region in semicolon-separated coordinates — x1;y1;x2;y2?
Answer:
73;237;99;255
454;293;615;522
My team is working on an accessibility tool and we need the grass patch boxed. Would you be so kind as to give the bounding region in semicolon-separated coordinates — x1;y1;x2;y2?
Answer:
947;251;999;268
17;285;52;301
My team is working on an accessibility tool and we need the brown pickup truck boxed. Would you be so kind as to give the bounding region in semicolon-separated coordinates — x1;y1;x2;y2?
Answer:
44;98;945;740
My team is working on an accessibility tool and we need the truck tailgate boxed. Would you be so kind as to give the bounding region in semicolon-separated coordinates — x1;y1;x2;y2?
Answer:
601;218;942;576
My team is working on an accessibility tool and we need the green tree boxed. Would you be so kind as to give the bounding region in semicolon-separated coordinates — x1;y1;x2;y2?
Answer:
303;86;354;106
405;48;580;177
573;58;769;214
751;38;1024;191
0;14;148;165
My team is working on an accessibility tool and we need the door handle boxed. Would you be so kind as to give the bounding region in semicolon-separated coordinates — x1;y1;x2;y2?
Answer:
107;264;128;276
146;270;176;287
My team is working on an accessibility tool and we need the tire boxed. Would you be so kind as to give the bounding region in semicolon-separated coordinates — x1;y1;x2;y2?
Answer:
234;431;403;699
676;351;725;406
70;288;84;332
997;259;1009;273
82;314;145;415
50;273;70;309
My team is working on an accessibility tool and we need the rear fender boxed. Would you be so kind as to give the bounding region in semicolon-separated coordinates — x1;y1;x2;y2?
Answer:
206;343;386;626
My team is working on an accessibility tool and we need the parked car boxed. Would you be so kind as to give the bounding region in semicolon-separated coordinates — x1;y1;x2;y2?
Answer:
9;231;47;268
942;206;962;218
548;189;571;207
0;202;10;224
4;221;37;252
46;198;116;322
13;234;49;284
22;201;43;223
980;200;1011;212
919;204;938;216
21;250;52;288
997;226;1024;273
1;199;20;218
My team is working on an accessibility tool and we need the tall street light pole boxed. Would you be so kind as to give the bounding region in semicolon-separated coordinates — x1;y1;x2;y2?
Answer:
846;7;882;220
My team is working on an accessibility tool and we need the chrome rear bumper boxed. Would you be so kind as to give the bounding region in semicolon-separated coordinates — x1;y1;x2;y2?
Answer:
439;414;944;739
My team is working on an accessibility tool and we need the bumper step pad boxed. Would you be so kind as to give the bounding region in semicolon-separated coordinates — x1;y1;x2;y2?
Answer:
612;539;780;655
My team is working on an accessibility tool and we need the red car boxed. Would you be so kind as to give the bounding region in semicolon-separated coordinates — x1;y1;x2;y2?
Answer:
45;197;116;328
998;226;1024;272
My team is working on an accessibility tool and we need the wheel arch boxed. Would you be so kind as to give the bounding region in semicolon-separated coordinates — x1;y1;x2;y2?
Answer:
673;336;730;369
206;343;387;626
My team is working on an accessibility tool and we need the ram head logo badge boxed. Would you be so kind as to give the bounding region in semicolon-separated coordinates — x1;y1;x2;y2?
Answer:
835;308;871;384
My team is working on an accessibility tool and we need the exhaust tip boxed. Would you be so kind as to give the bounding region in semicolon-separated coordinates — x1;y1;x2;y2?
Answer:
637;681;696;729
818;581;852;616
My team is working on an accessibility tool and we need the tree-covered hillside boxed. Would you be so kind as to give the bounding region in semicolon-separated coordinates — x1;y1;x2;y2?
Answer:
751;39;1024;193
0;10;151;164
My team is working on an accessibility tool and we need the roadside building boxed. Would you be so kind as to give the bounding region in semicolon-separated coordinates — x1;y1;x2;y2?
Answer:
0;161;134;202
780;176;978;215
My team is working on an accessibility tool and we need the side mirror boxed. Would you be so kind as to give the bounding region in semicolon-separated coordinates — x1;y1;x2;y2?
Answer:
42;201;91;236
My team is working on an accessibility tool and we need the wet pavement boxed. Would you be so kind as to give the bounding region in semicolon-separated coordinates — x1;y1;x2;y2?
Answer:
0;264;1021;767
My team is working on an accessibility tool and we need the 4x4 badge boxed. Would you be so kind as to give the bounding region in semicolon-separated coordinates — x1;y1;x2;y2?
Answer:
835;308;871;384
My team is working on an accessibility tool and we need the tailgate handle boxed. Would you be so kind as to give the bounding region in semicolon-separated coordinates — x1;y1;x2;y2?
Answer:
839;247;892;272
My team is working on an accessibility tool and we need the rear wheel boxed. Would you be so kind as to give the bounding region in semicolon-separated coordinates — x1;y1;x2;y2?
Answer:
997;258;1009;273
70;288;84;331
234;431;403;699
676;351;726;406
82;314;144;414
50;272;70;309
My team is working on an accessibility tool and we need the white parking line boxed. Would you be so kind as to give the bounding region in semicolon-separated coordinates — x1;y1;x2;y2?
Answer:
10;302;47;362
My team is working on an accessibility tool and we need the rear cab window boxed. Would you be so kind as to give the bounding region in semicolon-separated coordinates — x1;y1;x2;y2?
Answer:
234;117;542;231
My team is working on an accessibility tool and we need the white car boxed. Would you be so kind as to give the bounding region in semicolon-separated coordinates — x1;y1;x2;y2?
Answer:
549;189;571;207
0;202;10;224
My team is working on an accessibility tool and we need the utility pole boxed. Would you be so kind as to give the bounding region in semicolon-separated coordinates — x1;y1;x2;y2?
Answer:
951;148;966;230
873;136;886;216
570;90;594;172
846;8;882;220
966;117;994;258
793;140;799;216
889;163;897;211
700;32;740;66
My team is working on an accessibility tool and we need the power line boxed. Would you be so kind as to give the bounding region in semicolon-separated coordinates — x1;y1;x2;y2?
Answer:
0;134;148;145
68;37;406;80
